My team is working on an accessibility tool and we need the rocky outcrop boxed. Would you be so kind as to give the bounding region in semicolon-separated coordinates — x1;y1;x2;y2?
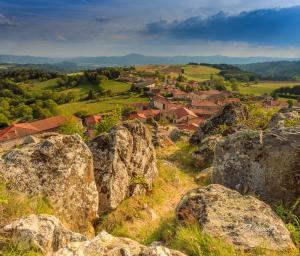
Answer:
1;215;86;256
192;135;222;169
268;107;300;129
213;127;300;215
0;133;98;236
88;120;158;213
54;231;186;256
176;184;296;251
191;103;248;144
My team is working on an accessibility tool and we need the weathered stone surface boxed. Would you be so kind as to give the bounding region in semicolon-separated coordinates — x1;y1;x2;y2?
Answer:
193;135;222;168
176;184;296;251
0;133;98;236
1;215;86;256
268;107;300;129
54;231;186;256
213;127;300;215
88;120;158;213
191;103;248;144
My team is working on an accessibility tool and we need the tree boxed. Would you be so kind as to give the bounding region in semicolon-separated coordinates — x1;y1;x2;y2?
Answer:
58;117;85;138
95;108;121;135
287;99;294;108
87;90;95;100
0;113;10;128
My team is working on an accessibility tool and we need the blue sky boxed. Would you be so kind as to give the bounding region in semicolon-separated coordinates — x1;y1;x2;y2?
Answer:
1;0;300;57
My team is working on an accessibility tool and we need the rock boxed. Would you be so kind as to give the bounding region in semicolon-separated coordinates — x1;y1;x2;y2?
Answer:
88;120;158;213
176;184;296;251
213;128;300;215
192;135;222;168
1;215;86;256
54;231;186;256
191;103;248;144
268;107;300;129
195;167;213;182
0;133;98;236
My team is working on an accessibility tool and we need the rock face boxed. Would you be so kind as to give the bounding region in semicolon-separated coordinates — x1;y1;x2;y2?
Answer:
192;135;222;169
54;231;186;256
268;107;300;129
88;120;158;213
1;215;86;256
213;127;300;215
191;103;248;144
0;133;98;236
176;184;296;251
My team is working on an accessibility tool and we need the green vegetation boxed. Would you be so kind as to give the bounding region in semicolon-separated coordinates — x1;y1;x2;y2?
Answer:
183;64;220;82
95;108;121;134
242;104;279;130
1;248;42;256
239;81;299;96
58;117;86;138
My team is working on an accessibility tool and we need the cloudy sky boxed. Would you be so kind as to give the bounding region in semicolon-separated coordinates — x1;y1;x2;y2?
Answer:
1;0;300;57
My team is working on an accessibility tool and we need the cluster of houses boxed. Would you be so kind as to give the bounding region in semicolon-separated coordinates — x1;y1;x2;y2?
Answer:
127;89;240;131
0;69;294;148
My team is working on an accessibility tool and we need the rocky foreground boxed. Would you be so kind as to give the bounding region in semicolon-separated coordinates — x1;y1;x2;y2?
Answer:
0;114;299;255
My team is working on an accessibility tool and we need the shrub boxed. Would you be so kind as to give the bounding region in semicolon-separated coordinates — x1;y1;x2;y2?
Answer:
95;107;121;135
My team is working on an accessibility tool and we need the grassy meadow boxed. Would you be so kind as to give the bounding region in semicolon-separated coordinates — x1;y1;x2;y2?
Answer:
239;81;300;96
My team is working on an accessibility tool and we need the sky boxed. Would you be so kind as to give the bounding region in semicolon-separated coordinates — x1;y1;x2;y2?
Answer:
1;0;300;57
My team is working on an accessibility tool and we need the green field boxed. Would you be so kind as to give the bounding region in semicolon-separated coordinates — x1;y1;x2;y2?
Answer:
58;94;148;115
239;81;300;96
183;64;220;82
136;64;220;82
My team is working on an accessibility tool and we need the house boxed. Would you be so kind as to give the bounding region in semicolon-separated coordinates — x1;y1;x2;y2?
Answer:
136;109;160;119
188;108;219;119
0;115;68;148
190;90;226;101
217;98;241;106
166;107;198;124
175;123;199;132
151;95;174;110
262;99;289;108
133;80;156;90
129;112;147;121
169;88;189;100
190;100;220;111
85;114;102;139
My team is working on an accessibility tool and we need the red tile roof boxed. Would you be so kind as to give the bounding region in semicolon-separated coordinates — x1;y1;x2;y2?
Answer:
0;115;67;143
187;117;206;126
137;109;160;118
173;107;198;119
175;123;199;131
85;115;102;127
129;113;147;120
191;100;218;107
189;108;219;116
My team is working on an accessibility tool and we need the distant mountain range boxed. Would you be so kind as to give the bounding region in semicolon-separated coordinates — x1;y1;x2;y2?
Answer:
0;53;300;66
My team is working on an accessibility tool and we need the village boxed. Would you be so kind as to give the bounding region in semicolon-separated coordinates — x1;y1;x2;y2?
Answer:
0;66;292;148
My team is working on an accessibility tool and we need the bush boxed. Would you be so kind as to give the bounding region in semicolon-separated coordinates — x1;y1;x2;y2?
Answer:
58;117;85;139
95;108;121;135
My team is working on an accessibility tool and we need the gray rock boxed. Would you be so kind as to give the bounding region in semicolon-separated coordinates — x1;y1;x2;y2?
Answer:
213;127;300;215
176;184;296;251
88;120;158;213
54;231;186;256
191;103;248;144
1;215;86;256
0;133;98;237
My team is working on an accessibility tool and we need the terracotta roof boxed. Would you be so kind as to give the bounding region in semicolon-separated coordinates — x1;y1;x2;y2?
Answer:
0;115;67;143
153;95;170;104
196;90;223;95
175;123;198;131
173;107;198;119
189;108;219;116
191;100;218;107
85;115;102;127
137;109;160;118
187;117;206;126
129;103;149;108
129;113;147;120
169;89;187;96
219;98;241;105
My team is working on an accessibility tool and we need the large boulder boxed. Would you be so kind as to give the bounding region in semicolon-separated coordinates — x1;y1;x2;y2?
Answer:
192;135;222;169
88;120;158;213
54;231;186;256
1;215;86;256
0;133;98;236
176;184;296;251
190;103;248;144
213;127;300;215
